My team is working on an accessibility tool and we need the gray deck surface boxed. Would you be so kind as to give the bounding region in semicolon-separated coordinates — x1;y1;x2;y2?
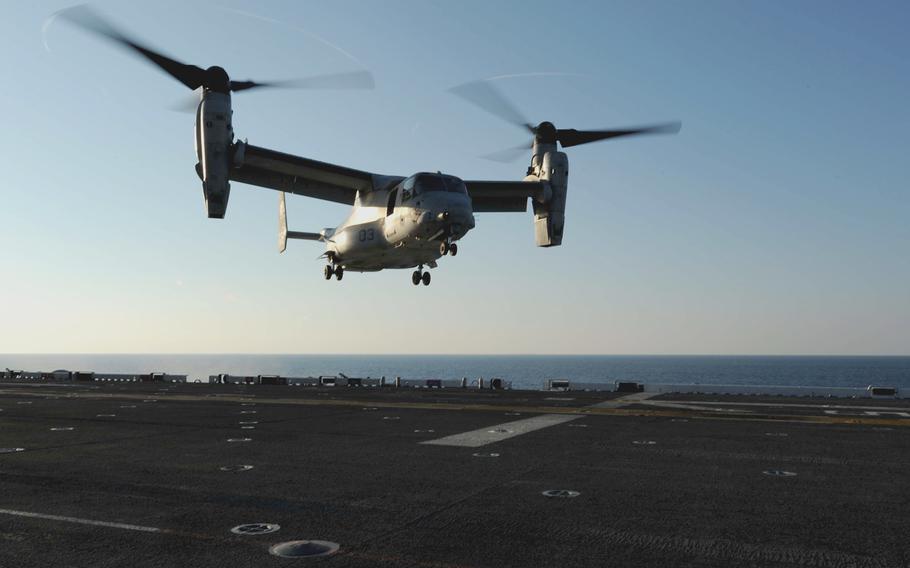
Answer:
1;382;908;567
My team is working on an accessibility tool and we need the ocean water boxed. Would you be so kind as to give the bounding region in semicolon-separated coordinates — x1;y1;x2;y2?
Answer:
1;354;909;390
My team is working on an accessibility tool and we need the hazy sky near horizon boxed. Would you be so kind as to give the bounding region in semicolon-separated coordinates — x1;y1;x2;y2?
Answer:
1;1;908;355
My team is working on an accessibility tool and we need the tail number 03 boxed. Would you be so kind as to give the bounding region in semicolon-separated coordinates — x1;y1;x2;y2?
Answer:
358;228;375;242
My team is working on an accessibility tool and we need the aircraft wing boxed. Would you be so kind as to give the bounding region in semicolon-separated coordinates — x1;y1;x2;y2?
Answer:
229;142;379;205
464;180;549;212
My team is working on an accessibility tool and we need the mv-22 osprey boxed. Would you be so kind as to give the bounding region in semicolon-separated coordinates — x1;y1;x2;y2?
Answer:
62;6;680;286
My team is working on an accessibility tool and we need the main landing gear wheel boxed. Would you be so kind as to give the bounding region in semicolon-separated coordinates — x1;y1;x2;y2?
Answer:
324;265;334;280
335;266;344;281
412;265;431;286
440;241;458;257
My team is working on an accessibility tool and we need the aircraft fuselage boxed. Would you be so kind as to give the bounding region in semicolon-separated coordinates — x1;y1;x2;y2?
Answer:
327;173;475;272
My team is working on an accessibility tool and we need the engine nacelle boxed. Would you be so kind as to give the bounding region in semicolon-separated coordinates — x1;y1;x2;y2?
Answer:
529;148;568;247
194;91;234;219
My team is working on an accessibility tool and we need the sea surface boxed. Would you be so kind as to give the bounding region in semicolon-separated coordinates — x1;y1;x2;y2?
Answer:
1;354;909;390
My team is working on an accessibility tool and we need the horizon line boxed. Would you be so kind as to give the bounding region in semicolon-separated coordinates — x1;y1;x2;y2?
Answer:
2;353;909;357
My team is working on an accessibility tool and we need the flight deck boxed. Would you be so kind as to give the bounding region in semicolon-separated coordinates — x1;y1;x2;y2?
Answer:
1;380;908;567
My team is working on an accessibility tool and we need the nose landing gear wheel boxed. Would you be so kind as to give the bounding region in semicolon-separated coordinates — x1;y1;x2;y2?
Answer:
449;243;457;256
439;241;449;256
421;271;431;286
324;265;334;280
411;270;421;286
335;267;344;281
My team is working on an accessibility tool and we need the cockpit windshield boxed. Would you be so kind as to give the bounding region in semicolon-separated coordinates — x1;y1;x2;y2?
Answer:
417;174;447;193
402;173;467;199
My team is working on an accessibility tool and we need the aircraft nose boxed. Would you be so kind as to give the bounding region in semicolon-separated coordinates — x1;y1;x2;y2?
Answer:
438;205;474;236
434;207;472;226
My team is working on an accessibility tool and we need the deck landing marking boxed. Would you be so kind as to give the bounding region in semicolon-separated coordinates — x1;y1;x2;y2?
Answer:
2;387;908;427
0;508;162;533
591;392;658;408
824;409;910;418
542;489;580;498
421;414;581;447
646;400;753;413
420;391;685;448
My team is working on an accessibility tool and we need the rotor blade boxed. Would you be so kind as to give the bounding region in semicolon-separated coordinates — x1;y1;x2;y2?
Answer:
230;70;375;92
557;122;682;148
168;88;203;113
449;80;534;133
167;87;202;114
168;96;200;113
480;142;533;163
58;4;205;90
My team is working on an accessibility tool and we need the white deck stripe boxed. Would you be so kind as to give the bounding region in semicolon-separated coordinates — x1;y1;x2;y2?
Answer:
590;392;657;408
0;508;162;533
652;400;910;412
420;414;581;447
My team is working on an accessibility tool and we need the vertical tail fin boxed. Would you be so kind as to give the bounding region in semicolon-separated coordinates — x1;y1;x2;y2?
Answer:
278;192;289;253
278;192;327;253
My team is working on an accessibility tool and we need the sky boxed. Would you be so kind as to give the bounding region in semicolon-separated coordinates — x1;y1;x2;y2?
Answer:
0;0;908;355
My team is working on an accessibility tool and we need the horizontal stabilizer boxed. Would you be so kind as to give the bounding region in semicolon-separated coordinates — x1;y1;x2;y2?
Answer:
279;192;328;253
287;231;323;241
